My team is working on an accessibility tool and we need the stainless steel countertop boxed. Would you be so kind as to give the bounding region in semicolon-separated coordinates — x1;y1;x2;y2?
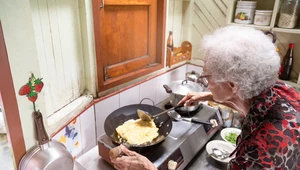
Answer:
74;160;87;170
76;131;228;170
76;145;113;170
184;131;228;170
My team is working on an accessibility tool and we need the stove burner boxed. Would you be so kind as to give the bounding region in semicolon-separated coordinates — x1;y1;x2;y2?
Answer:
164;102;203;118
164;102;173;110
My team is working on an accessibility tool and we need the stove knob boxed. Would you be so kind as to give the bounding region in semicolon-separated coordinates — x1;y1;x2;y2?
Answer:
168;160;177;170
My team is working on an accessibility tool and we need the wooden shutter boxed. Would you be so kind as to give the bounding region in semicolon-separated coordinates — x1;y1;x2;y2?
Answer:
93;0;166;91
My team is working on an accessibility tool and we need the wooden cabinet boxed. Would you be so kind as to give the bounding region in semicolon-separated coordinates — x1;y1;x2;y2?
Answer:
227;0;300;34
92;0;167;91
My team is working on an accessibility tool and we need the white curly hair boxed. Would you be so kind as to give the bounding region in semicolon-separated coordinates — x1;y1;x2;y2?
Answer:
202;26;280;100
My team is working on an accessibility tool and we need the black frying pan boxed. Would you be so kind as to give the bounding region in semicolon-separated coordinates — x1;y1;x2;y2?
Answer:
104;101;172;149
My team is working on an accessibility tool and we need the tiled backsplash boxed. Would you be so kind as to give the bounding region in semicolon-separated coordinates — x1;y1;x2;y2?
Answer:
52;117;82;158
52;64;202;158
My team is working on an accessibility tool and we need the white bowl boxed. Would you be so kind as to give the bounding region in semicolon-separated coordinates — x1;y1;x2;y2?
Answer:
220;128;241;146
206;140;236;163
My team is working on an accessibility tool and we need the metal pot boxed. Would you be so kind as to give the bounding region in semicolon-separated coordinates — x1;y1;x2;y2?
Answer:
19;111;74;170
163;80;205;112
185;70;208;87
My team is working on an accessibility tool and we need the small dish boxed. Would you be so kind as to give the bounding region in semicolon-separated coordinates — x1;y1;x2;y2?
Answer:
206;140;236;163
220;127;241;146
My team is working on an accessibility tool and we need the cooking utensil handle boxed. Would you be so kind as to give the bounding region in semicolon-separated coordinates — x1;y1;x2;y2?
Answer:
109;147;122;159
181;80;188;84
139;98;155;106
163;85;172;93
33;111;49;145
154;107;176;118
191;118;212;125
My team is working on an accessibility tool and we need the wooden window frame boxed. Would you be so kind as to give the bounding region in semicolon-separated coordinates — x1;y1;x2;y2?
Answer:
92;0;167;92
0;21;26;167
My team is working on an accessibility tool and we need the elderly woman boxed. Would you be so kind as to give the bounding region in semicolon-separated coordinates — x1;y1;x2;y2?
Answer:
110;26;300;170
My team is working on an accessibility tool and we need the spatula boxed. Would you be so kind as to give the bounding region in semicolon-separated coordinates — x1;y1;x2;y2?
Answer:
137;105;184;121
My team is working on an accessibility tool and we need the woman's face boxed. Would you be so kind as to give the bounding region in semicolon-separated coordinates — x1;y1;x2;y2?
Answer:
203;68;234;103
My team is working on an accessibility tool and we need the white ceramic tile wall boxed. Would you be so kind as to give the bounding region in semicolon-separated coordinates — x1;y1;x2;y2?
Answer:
52;117;83;158
95;94;120;139
82;141;96;154
155;65;189;104
119;85;140;107
170;65;187;81
52;64;203;158
155;71;172;104
79;106;96;154
139;78;158;105
186;64;203;73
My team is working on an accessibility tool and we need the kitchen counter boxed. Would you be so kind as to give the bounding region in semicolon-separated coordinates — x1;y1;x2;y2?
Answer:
184;131;228;170
74;160;87;170
76;130;228;170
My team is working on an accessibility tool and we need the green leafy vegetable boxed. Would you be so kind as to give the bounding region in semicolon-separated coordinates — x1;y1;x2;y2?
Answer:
225;132;238;144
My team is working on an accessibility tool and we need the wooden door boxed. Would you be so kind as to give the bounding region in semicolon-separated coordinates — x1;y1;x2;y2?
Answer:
93;0;166;92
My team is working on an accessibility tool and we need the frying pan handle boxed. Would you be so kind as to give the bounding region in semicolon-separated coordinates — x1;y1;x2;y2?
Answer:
33;111;50;145
109;144;131;159
109;147;122;159
191;118;212;125
163;85;172;93
139;98;155;106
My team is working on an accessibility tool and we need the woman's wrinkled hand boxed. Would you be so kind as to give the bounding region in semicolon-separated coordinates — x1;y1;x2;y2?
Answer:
177;92;212;106
110;145;157;170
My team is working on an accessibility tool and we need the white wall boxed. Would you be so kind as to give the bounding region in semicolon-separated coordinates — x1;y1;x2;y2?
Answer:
167;0;227;59
0;0;96;149
0;0;46;149
167;0;183;48
190;0;227;59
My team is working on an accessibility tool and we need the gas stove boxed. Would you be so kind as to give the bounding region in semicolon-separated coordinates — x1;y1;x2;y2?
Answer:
98;103;222;170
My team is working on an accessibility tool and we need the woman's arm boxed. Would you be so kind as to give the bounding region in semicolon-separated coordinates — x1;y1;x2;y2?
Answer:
110;145;157;170
178;92;237;110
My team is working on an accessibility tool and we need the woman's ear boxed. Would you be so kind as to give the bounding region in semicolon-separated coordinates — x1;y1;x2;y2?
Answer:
228;82;238;94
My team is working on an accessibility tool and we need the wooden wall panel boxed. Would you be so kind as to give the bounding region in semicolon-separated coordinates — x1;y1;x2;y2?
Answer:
191;0;226;60
31;0;86;116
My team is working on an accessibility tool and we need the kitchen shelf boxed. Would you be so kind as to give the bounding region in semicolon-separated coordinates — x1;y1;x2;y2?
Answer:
228;22;271;30
227;0;300;35
166;41;192;67
272;27;300;34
